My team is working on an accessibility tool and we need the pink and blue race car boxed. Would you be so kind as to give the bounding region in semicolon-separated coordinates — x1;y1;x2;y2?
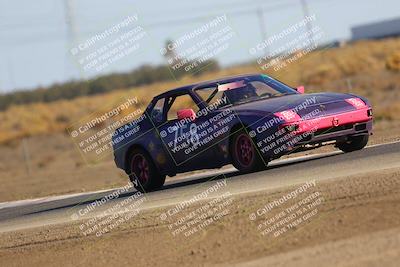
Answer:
113;74;373;192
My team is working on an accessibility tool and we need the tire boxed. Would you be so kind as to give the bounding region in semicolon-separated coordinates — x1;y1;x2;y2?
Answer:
230;130;265;173
128;148;166;192
337;135;369;153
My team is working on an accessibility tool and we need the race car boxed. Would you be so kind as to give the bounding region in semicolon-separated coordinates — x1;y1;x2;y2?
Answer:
112;74;373;192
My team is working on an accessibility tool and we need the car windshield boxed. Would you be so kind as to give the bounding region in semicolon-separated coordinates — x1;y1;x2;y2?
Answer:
194;75;297;108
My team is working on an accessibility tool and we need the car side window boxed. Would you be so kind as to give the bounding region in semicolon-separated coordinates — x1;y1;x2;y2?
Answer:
195;85;226;107
151;98;166;123
166;94;199;121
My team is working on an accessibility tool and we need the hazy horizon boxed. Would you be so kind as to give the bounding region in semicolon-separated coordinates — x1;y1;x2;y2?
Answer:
1;0;399;93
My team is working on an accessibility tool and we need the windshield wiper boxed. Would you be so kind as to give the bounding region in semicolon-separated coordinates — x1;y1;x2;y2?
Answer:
271;92;292;98
234;96;260;105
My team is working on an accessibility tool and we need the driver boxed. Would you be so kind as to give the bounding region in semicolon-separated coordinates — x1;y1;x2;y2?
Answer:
222;83;258;104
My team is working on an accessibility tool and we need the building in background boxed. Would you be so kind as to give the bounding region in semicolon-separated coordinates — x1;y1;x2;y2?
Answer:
351;17;400;40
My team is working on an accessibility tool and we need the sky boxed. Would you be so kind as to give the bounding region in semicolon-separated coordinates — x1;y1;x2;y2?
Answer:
0;0;399;93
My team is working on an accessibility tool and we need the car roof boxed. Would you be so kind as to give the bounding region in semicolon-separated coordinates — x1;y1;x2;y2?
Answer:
153;73;263;99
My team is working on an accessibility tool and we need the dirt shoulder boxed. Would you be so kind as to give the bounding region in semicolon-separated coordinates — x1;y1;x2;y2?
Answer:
1;167;400;266
227;227;400;267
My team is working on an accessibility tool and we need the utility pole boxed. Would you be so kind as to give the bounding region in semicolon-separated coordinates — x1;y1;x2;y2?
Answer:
22;138;31;177
64;0;79;77
300;0;315;48
257;7;268;56
64;0;78;49
7;58;15;93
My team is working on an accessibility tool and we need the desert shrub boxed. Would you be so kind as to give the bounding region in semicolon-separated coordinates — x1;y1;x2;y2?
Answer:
0;60;219;111
386;51;400;71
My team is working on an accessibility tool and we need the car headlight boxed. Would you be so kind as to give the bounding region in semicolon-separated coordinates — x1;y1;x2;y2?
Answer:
345;98;367;109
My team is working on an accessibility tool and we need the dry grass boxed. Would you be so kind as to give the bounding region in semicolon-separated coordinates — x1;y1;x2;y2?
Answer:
1;38;400;144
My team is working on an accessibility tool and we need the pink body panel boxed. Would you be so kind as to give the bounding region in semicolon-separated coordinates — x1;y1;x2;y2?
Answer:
296;86;305;94
177;109;196;121
274;110;301;123
284;107;372;134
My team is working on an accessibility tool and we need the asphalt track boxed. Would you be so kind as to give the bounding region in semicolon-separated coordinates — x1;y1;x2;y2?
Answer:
0;141;399;233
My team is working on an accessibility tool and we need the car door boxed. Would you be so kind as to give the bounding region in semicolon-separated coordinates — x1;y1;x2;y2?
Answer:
156;92;223;170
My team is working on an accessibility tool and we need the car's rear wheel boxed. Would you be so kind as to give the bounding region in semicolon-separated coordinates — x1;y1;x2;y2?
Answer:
336;135;369;153
230;131;265;172
128;148;165;192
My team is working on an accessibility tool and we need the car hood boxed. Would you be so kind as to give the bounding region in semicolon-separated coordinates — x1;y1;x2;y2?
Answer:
224;92;362;117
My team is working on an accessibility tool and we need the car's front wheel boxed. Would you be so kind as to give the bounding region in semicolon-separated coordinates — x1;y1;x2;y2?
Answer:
128;148;165;192
230;131;265;172
336;135;369;153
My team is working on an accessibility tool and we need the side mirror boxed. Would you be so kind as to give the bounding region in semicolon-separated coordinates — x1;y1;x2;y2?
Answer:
296;86;305;94
177;109;196;121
